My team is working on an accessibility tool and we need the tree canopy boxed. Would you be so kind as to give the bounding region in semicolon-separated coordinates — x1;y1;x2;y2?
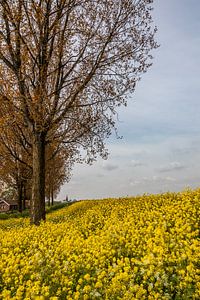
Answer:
0;0;158;224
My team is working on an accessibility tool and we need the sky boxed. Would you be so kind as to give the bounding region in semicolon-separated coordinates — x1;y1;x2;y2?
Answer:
59;0;200;200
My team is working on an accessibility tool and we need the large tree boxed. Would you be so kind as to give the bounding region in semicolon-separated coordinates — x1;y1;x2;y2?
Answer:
0;0;157;224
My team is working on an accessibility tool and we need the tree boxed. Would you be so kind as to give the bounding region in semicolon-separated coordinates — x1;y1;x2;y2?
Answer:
0;0;158;224
0;115;32;211
0;99;73;211
0;114;71;210
0;85;33;210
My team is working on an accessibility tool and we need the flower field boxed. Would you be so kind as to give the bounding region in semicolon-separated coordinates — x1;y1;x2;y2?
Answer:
0;190;200;299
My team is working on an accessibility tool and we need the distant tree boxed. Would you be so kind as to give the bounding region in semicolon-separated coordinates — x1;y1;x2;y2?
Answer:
0;95;73;210
0;93;32;212
0;115;71;210
0;115;32;211
0;0;158;224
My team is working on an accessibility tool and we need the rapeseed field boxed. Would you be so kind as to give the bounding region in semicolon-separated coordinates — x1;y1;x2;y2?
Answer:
0;189;199;299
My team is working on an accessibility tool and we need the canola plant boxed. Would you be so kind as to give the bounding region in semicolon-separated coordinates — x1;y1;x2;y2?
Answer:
0;189;199;299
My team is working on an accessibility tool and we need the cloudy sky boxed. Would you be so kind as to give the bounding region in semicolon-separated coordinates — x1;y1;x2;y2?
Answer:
59;0;200;200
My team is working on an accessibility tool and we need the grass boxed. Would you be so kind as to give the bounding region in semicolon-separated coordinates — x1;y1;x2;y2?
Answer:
0;201;72;220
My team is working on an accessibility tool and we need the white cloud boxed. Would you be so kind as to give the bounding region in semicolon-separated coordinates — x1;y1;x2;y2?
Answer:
130;180;141;186
130;160;145;167
102;162;118;171
158;162;185;173
96;174;104;178
58;2;200;200
165;176;176;182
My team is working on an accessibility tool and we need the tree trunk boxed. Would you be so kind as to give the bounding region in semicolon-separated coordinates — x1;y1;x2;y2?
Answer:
17;181;23;213
22;184;26;211
48;189;51;207
31;133;46;225
51;188;54;206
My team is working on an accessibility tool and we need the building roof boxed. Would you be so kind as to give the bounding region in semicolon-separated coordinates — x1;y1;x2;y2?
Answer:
0;199;18;206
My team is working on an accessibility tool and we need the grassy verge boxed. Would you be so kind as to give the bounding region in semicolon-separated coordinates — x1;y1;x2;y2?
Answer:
0;202;71;220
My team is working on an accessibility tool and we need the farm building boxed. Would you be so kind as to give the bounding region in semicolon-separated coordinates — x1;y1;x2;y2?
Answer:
0;199;18;212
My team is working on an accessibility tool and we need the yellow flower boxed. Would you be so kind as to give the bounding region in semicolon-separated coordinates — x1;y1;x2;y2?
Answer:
84;274;90;281
0;189;199;299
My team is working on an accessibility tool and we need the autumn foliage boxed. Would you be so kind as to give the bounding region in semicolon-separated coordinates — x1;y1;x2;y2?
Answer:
0;0;157;224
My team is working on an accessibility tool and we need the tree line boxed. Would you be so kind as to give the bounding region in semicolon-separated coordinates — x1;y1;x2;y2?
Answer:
0;0;157;224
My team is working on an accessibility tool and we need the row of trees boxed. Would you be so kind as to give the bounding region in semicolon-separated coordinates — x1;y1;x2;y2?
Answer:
0;0;157;224
0;115;71;210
